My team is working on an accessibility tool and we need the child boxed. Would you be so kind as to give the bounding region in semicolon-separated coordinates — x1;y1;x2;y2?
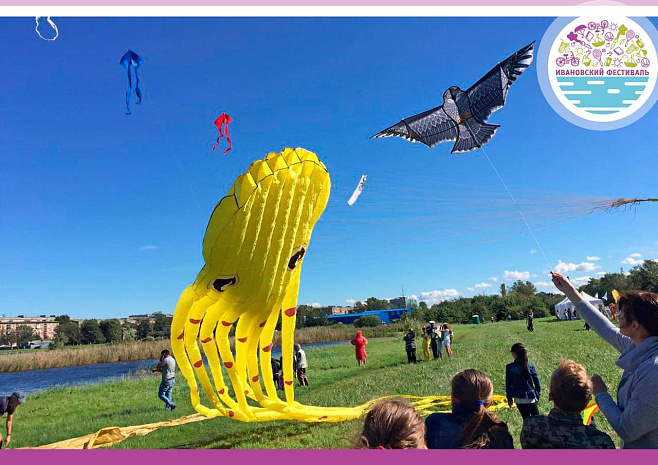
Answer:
355;397;427;449
521;359;615;449
505;343;541;419
425;369;513;449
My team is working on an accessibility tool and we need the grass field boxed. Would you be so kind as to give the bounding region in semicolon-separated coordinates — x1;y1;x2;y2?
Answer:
8;317;623;449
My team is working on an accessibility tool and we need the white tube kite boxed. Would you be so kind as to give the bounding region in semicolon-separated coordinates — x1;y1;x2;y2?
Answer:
347;175;367;205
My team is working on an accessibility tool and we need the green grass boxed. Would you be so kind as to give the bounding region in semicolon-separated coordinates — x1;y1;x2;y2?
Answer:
8;318;623;449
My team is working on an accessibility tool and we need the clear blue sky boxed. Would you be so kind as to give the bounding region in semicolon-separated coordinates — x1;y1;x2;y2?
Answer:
1;17;657;319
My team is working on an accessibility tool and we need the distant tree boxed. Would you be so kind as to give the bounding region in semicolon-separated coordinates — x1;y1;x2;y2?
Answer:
296;305;329;329
16;325;37;348
629;260;658;293
354;314;382;328
509;280;537;297
136;319;152;340
122;326;137;342
80;320;105;344
418;301;428;310
365;297;390;310
55;315;72;324
99;319;123;343
55;321;81;345
500;284;507;297
152;312;171;339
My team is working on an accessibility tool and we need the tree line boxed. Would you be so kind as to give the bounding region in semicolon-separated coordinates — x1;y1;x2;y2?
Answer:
52;313;172;347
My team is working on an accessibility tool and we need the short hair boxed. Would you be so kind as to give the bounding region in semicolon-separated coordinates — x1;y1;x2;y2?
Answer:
161;349;170;356
618;291;658;336
550;359;592;412
294;343;301;350
355;398;426;449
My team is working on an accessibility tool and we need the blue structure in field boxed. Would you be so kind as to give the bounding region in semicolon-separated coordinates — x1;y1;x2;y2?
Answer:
326;308;412;325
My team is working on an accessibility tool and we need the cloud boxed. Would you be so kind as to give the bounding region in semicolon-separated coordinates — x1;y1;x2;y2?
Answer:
530;249;537;254
622;254;643;265
503;270;530;280
420;289;460;305
587;256;601;261
139;245;159;251
474;283;492;289
570;276;591;286
595;272;606;277
490;277;499;282
345;298;356;304
534;281;552;288
467;287;474;291
554;260;597;273
309;302;322;308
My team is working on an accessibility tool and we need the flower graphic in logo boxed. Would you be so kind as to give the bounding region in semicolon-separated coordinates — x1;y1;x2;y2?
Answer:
538;17;658;130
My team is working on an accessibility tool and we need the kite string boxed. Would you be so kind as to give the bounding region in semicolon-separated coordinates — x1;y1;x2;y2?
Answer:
480;146;552;270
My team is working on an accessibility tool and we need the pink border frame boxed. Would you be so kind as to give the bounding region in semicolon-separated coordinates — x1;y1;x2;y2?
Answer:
2;2;658;464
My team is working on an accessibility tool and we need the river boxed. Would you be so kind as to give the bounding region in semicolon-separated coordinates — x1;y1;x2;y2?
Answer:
0;340;348;395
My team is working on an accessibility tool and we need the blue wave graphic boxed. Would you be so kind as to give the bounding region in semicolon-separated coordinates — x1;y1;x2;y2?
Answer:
556;76;648;114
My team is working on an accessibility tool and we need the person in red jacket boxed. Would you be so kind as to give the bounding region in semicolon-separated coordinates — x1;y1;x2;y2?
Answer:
351;330;368;366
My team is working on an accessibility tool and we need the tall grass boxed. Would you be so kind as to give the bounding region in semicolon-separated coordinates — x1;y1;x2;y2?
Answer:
0;340;172;373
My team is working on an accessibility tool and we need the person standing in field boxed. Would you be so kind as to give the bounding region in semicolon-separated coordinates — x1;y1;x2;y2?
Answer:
505;343;541;420
0;391;25;449
421;326;432;361
294;343;309;386
429;321;442;360
403;328;417;364
552;271;658;448
526;312;534;332
152;350;176;411
351;330;368;366
442;323;454;358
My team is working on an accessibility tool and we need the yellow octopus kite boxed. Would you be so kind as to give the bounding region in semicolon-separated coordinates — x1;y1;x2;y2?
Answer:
170;147;508;423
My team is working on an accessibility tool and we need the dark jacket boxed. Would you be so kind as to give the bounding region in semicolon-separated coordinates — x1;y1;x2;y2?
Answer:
425;404;514;449
403;332;416;350
505;360;541;402
521;408;615;449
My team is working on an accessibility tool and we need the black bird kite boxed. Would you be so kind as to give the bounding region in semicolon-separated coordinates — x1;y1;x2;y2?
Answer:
372;42;535;154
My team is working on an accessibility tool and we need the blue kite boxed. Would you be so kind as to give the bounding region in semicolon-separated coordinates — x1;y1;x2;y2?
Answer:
120;50;144;115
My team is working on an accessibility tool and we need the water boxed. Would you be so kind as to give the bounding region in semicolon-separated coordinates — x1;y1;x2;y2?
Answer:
0;340;349;395
557;76;648;114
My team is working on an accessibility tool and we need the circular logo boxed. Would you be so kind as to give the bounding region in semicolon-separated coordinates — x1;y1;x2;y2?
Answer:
538;17;658;130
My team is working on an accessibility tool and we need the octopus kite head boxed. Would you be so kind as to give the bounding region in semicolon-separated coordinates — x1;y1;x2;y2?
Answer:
194;147;330;307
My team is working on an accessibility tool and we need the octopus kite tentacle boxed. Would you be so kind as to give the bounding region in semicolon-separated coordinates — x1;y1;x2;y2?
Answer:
171;147;508;422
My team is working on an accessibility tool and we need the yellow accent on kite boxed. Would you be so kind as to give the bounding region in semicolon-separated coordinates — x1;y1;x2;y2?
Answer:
612;289;620;303
170;147;510;423
582;398;599;426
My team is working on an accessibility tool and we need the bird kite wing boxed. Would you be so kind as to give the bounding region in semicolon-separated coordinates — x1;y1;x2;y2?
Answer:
371;105;459;148
466;41;535;123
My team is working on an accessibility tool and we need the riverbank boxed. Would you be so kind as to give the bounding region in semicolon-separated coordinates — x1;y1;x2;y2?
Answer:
0;320;415;373
8;318;622;449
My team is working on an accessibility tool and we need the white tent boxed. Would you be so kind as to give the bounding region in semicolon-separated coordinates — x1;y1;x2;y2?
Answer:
555;292;604;320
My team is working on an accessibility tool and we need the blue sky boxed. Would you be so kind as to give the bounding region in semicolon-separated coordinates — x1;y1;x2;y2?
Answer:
1;16;657;319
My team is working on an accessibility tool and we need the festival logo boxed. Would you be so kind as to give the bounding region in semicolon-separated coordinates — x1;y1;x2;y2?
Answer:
538;17;658;130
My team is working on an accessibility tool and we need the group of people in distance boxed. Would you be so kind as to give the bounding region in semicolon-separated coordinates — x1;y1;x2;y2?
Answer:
356;272;658;449
403;321;453;364
271;343;310;388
